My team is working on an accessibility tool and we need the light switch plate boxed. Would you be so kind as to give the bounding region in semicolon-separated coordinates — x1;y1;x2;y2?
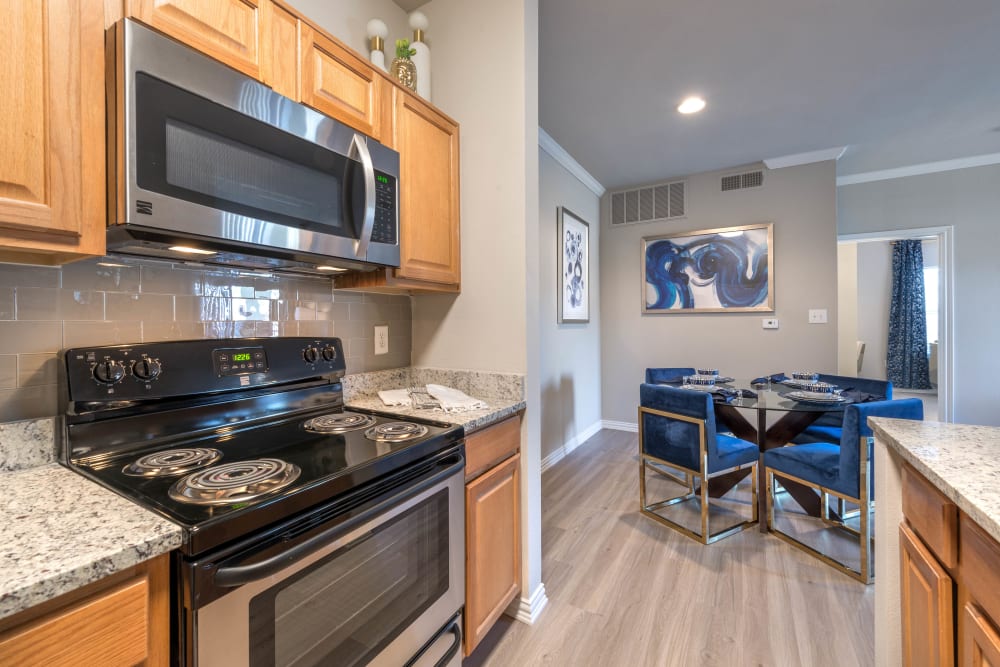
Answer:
808;309;828;324
374;325;389;355
762;318;779;329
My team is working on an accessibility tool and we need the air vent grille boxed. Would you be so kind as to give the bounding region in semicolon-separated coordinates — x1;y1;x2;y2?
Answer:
609;180;686;226
721;169;764;192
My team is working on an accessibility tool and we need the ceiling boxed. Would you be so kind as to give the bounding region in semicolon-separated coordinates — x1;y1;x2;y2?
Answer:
539;0;1000;189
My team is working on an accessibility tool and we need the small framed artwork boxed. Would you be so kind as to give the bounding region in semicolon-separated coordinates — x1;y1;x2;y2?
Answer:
641;223;774;313
558;207;590;323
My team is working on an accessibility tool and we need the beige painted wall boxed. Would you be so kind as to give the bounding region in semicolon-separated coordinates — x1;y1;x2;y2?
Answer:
856;241;892;380
539;148;602;462
288;0;410;62
600;161;839;424
836;242;859;376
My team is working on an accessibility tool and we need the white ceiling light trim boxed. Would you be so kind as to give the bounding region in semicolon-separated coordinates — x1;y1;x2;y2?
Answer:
677;97;706;114
763;146;847;170
837;152;1000;186
538;127;606;197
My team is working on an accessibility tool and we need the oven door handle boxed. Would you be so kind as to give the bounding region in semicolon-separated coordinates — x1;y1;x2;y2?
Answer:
213;455;464;588
405;616;462;667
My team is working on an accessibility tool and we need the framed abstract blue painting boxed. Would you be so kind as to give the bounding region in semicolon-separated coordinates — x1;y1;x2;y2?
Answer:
558;207;590;323
641;223;774;313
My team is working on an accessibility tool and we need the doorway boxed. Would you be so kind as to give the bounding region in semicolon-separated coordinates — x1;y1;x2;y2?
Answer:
837;226;953;422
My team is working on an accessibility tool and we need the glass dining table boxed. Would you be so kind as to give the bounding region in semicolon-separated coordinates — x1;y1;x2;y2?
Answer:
686;378;853;533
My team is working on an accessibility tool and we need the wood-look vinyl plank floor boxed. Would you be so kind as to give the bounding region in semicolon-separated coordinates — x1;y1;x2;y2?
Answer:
464;429;874;667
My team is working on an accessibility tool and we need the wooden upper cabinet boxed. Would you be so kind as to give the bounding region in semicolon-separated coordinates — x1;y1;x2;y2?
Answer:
261;1;298;99
395;93;461;286
0;0;106;265
299;24;382;140
126;0;263;78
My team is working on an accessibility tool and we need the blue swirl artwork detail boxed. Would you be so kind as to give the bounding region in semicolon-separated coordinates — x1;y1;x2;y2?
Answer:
645;229;769;310
564;228;585;309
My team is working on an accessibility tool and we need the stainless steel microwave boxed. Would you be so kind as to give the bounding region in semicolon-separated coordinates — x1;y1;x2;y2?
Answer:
106;19;400;274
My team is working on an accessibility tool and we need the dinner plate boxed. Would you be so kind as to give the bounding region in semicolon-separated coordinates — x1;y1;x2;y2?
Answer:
680;384;719;392
787;391;848;404
715;376;735;383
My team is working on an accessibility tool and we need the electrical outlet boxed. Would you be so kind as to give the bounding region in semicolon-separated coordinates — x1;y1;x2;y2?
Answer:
808;309;828;324
374;325;389;355
762;318;779;329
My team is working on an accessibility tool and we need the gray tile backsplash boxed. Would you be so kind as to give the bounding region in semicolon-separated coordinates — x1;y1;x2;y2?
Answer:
0;258;412;422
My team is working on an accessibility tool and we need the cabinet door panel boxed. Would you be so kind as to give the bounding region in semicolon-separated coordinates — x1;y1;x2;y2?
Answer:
900;522;954;667
465;453;520;656
963;603;1000;667
128;0;262;78
262;1;297;99
395;94;461;286
0;0;105;264
299;25;380;139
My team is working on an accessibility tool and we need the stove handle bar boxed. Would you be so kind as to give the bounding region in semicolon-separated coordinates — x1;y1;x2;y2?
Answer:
213;455;465;588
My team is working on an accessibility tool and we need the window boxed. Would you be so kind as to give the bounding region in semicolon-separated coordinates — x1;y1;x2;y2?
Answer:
923;266;939;345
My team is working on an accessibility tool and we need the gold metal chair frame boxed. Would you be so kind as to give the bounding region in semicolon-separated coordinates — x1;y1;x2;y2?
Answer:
765;436;873;584
638;405;758;545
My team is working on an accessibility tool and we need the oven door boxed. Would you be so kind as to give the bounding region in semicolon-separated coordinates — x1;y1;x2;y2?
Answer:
185;451;464;667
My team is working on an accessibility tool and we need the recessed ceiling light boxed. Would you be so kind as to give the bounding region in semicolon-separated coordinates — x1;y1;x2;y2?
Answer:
316;265;348;272
677;97;706;114
169;245;217;256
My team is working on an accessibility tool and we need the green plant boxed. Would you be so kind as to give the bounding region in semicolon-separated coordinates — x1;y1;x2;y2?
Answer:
395;38;416;60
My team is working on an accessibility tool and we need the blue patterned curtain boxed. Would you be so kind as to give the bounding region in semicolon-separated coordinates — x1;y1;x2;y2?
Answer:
887;240;932;389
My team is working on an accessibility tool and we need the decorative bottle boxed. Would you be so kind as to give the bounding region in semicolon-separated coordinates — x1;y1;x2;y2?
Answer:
409;11;431;100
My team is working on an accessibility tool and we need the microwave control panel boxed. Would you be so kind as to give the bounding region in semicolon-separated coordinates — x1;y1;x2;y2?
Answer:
371;171;397;245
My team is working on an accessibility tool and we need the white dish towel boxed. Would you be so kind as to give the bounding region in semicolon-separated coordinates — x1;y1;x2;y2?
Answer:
426;384;487;412
377;388;412;406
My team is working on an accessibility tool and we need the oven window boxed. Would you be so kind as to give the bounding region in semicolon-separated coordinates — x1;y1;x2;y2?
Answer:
249;490;449;667
134;72;361;238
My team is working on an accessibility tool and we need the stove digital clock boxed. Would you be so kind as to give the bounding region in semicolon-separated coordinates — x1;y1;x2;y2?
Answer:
213;347;267;376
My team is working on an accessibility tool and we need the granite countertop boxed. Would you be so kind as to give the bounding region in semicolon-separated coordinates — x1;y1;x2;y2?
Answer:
347;395;525;433
0;464;183;621
871;418;1000;544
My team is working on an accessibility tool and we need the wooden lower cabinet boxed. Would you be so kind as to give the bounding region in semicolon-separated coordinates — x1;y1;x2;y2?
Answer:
902;463;1000;666
0;553;169;666
464;416;521;656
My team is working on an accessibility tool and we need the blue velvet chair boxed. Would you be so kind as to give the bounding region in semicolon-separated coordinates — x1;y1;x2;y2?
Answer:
792;374;893;445
764;398;923;583
645;367;696;385
639;383;759;544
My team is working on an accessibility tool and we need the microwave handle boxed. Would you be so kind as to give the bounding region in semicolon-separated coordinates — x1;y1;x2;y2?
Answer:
350;133;377;259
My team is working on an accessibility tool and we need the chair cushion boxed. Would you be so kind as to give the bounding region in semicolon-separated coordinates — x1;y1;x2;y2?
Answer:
791;424;843;445
764;443;857;497
712;434;759;473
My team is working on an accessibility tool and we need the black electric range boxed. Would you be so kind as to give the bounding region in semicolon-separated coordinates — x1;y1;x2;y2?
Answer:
62;337;464;556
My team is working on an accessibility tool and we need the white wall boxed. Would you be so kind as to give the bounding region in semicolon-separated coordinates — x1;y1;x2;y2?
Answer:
839;165;999;424
856;241;892;380
288;0;410;60
836;242;859;376
413;0;545;621
539;147;602;463
601;161;839;423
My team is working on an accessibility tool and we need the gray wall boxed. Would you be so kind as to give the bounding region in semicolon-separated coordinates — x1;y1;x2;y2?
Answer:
856;241;892;380
839;164;1000;425
0;259;411;422
539;148;602;462
600;161;839;424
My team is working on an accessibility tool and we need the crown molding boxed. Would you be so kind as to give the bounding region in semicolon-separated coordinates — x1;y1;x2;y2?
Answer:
763;146;847;170
538;128;606;197
837;152;1000;186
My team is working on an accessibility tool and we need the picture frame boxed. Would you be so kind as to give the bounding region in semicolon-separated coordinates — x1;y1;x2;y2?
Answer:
641;223;774;313
558;207;590;323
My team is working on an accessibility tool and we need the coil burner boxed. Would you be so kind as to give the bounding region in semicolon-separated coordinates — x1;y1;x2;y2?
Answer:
364;422;429;443
168;459;301;505
122;447;223;478
302;412;377;434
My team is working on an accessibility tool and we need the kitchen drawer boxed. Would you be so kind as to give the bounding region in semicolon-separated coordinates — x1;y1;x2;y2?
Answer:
903;463;958;568
465;415;521;482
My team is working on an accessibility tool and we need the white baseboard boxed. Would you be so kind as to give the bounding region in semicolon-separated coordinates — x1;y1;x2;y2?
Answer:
602;419;638;432
540;420;603;473
504;582;548;625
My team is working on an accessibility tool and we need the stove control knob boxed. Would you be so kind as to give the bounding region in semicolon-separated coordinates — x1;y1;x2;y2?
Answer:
131;358;162;381
303;347;319;364
93;360;125;385
321;345;337;361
